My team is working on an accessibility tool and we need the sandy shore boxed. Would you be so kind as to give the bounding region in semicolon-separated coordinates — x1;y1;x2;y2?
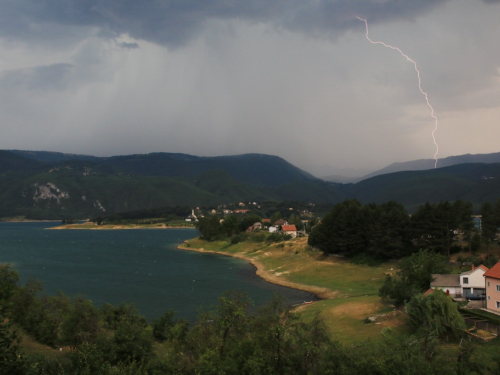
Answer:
177;242;336;300
50;223;195;230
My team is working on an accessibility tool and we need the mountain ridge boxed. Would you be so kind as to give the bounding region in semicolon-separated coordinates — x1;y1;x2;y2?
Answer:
1;149;500;219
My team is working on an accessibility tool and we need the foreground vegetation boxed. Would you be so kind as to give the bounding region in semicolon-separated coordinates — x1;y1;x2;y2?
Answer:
1;260;497;375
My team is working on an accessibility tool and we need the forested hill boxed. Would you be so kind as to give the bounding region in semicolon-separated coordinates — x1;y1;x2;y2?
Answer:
360;151;500;180
8;150;316;187
343;163;500;211
1;149;500;219
0;150;338;219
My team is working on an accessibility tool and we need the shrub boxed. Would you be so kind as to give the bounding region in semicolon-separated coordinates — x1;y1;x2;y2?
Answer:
266;233;284;243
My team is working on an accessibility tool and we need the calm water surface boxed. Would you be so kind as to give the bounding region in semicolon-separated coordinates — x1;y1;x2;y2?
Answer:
0;222;315;320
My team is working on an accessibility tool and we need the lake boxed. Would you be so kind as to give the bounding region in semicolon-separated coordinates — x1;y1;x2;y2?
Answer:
0;222;315;321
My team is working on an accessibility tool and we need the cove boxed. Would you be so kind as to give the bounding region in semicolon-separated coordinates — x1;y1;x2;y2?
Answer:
0;222;315;321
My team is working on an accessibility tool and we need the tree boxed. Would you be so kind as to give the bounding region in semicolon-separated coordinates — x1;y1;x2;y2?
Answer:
196;215;224;241
481;202;497;255
308;200;367;256
152;310;188;343
495;198;500;230
111;318;153;364
221;215;240;237
62;297;100;349
270;211;281;225
0;264;19;306
0;308;24;374
380;249;448;306
411;201;461;256
288;213;303;231
453;200;474;254
369;201;412;259
406;290;465;338
309;200;410;259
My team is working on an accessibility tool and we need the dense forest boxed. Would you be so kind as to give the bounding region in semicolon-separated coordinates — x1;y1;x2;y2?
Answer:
309;199;500;262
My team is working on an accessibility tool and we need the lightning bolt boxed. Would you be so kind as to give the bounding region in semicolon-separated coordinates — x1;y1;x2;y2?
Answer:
357;17;439;168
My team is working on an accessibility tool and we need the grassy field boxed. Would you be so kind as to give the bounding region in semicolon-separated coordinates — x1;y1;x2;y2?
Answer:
182;236;408;343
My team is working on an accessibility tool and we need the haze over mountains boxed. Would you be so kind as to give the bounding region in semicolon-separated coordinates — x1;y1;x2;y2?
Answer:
323;152;500;183
1;149;500;219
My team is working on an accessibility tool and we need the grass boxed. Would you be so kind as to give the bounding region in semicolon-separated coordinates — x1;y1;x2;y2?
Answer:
17;329;71;364
182;235;407;343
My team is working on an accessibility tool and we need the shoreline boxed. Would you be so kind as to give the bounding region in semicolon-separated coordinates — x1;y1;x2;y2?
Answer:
49;224;196;230
177;241;336;301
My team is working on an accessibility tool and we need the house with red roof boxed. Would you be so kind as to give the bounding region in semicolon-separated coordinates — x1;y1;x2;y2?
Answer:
281;224;297;238
484;261;500;313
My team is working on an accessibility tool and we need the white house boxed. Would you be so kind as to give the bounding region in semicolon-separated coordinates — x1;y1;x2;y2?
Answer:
460;265;488;299
430;265;488;299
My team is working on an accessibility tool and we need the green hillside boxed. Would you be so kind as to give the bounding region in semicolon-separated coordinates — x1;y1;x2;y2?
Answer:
8;151;315;186
345;163;500;211
2;150;500;219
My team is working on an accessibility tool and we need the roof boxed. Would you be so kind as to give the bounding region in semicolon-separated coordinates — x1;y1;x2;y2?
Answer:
282;225;297;232
262;219;271;223
461;264;489;276
423;288;434;296
430;274;460;287
484;261;500;280
274;219;288;226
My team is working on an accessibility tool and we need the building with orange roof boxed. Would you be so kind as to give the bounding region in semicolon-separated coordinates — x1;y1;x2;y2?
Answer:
484;261;500;313
281;224;297;238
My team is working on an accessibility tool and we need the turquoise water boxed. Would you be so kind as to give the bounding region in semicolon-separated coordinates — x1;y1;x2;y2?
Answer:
0;222;315;321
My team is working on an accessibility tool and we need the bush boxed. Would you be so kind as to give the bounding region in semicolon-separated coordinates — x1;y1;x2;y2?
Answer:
230;233;247;244
266;232;284;243
350;253;382;266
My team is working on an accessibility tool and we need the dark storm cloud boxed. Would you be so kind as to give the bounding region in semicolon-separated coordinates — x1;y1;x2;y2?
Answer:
118;41;140;49
0;0;449;47
0;63;73;91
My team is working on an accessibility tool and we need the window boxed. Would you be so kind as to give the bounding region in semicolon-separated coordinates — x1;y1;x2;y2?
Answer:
488;296;491;301
488;281;490;287
463;277;469;284
497;301;500;309
497;285;500;292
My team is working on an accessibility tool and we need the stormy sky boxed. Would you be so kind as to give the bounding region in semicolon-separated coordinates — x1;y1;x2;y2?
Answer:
0;0;499;177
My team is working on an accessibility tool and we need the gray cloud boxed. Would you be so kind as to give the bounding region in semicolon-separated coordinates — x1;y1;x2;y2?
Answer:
0;0;449;48
118;41;139;49
0;63;73;91
0;0;498;177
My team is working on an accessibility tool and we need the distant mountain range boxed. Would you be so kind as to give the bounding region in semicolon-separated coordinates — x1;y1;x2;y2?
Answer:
322;152;500;183
1;150;500;219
